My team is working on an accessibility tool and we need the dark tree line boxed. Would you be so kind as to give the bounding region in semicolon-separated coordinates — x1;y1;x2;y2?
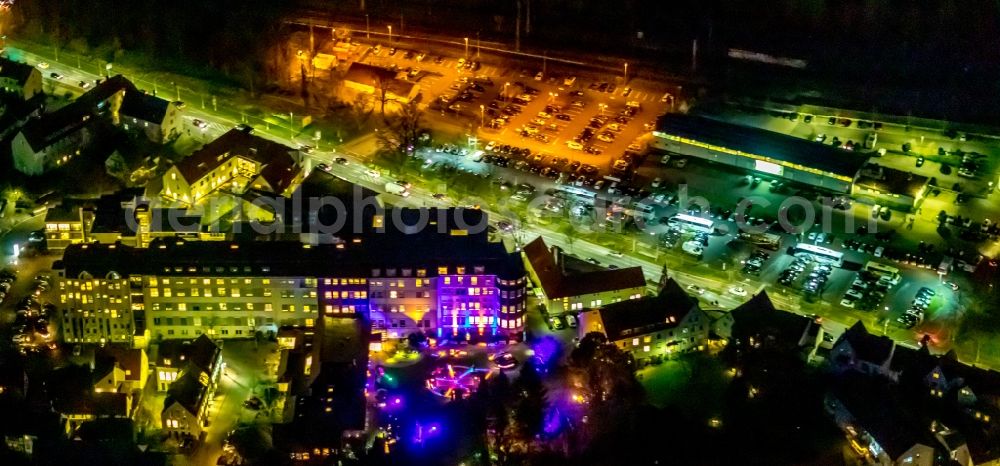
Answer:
11;0;292;87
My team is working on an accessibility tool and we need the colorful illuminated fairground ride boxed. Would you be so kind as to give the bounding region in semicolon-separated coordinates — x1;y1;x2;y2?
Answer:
425;364;492;400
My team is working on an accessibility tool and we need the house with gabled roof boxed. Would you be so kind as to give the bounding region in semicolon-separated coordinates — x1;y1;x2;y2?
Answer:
160;128;304;206
522;236;646;314
11;75;133;175
119;90;182;143
159;335;222;441
830;321;899;378
578;278;707;361
0;57;42;100
727;290;825;362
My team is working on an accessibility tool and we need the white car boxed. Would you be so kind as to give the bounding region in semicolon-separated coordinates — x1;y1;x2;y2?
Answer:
840;298;856;308
37;62;50;69
728;286;748;297
485;141;497;151
651;177;662;189
686;284;705;295
874;246;884;258
566;140;583;150
607;251;624;258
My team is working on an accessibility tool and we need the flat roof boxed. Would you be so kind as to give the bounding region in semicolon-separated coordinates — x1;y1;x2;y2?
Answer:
655;113;870;179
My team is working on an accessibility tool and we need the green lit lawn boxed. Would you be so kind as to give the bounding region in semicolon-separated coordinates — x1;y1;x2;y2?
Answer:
637;352;730;419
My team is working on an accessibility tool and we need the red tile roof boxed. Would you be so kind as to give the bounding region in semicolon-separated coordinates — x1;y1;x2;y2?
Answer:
523;236;645;299
174;128;300;188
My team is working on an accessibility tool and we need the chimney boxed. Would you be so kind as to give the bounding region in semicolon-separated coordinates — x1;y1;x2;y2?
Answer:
551;245;564;274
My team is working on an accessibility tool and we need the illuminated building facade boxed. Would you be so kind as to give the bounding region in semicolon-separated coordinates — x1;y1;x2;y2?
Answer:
651;114;870;193
55;214;527;342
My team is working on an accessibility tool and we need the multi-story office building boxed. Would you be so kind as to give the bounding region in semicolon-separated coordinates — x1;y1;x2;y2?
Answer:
54;209;527;342
57;264;137;345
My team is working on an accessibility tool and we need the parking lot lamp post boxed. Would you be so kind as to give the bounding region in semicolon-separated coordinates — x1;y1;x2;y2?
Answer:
464;37;469;58
105;63;112;78
503;82;510;101
623;62;628;83
479;104;485;128
366;14;370;39
387;25;392;42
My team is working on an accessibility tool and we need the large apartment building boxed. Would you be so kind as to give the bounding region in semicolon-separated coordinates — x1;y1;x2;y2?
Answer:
54;210;527;343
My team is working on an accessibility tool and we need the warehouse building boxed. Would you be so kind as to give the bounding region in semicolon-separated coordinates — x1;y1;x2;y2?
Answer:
652;114;871;193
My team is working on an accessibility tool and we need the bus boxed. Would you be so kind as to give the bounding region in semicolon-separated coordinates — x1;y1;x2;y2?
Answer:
738;231;782;251
865;261;901;285
667;214;715;234
555;185;597;204
792;243;844;266
627;201;656;221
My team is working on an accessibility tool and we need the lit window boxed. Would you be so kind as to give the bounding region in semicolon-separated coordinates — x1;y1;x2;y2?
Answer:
632;338;639;346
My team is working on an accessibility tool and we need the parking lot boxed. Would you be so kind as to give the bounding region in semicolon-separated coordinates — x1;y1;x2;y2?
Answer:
357;40;671;178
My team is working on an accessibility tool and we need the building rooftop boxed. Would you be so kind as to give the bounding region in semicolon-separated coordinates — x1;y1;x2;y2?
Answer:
173;128;300;185
155;335;220;376
594;278;698;341
831;373;935;459
655;113;871;178
0;57;37;85
164;370;207;417
838;321;895;365
19;75;135;151
855;164;929;198
120;90;170;124
59;213;524;280
523;237;646;299
730;291;818;349
343;62;415;98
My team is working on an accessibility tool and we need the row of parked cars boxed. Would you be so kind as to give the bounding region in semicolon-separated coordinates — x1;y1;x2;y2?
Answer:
478;141;601;183
897;287;935;328
12;275;55;352
840;271;892;311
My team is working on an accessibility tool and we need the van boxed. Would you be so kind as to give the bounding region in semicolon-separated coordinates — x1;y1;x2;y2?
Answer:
871;204;881;218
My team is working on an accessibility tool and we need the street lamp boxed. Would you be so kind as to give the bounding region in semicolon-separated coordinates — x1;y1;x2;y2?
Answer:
366;14;370;39
464;37;469;58
623;62;629;83
387;25;392;42
503;82;510;101
479;104;485;128
105;63;113;78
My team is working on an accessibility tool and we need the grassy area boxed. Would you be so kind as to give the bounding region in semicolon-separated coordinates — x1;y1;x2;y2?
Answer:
637;352;729;418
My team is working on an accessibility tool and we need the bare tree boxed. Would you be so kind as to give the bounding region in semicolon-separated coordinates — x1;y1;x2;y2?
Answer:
374;100;422;156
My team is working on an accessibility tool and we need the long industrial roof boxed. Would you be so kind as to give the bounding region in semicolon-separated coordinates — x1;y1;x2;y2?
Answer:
655;113;870;178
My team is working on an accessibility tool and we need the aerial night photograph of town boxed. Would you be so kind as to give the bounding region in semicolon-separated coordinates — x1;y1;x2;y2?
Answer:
2;1;1000;465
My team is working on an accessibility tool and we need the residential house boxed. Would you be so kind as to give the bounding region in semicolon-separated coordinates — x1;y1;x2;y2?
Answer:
12;75;134;175
160;128;304;206
47;365;134;436
829;321;899;378
825;374;938;466
0;57;42;100
159;335;223;440
522;236;646;314
578;278;708;361
726;291;825;362
94;346;149;394
119;90;182;143
154;335;222;392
